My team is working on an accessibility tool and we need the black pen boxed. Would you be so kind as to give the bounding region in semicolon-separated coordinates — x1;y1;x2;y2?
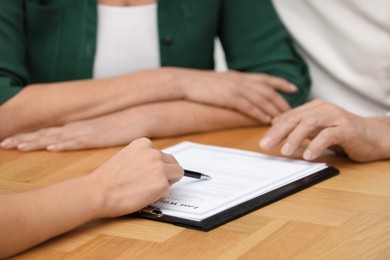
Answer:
184;169;212;180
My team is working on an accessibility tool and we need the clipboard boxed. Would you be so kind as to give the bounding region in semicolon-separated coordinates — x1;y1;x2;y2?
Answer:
134;142;339;231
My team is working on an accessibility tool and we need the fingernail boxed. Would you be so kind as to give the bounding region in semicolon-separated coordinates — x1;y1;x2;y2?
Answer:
260;136;272;150
1;139;12;149
47;144;58;152
263;115;272;123
17;143;30;151
289;84;298;91
303;150;313;160
281;143;292;156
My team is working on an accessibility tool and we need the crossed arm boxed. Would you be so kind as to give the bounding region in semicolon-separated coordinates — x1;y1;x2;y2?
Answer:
0;68;297;151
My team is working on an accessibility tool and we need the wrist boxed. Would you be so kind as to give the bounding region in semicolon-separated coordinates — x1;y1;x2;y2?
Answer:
113;107;154;139
367;117;390;160
160;67;188;99
380;116;390;159
80;174;109;219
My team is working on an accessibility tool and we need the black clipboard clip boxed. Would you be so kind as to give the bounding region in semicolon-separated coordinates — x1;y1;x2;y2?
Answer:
139;206;164;218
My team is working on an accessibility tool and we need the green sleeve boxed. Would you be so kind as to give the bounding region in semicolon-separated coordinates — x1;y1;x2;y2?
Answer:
219;0;311;107
0;0;29;104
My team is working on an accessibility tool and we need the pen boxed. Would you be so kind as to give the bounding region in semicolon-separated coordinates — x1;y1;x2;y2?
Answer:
184;169;212;180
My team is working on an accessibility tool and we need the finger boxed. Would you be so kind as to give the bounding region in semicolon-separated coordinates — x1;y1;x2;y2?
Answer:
131;137;153;147
239;91;282;119
253;83;291;113
234;77;292;115
1;137;18;149
161;152;179;164
241;86;291;120
272;107;306;126
260;100;342;151
166;164;184;185
1;132;41;150
280;118;321;156
247;73;298;93
267;92;291;113
303;127;343;160
223;72;290;120
232;96;272;123
46;138;95;152
1;127;65;151
288;99;331;115
255;96;286;118
162;190;170;199
15;134;55;152
20;132;65;152
17;141;47;152
274;99;326;123
259;114;301;150
270;99;331;129
161;152;184;184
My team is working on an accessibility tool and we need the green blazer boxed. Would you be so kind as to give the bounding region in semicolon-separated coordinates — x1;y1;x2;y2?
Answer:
0;0;311;106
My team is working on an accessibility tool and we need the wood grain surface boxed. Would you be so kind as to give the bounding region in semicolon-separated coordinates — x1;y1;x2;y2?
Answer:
1;126;389;259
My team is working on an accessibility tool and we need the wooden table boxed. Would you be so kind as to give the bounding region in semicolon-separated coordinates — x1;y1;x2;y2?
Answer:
1;126;389;259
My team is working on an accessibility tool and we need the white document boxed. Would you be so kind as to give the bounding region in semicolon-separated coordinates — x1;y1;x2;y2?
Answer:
152;142;328;221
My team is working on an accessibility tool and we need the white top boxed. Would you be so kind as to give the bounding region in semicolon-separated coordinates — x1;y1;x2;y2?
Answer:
93;4;160;79
273;0;390;116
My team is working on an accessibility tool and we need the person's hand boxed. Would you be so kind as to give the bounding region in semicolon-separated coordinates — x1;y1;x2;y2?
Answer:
170;68;297;123
0;99;258;152
87;138;184;218
259;99;390;162
0;107;150;152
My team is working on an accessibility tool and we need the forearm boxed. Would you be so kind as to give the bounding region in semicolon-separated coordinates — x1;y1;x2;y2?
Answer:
125;100;259;138
0;68;181;139
1;66;298;141
0;138;183;257
0;175;104;258
0;100;259;152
